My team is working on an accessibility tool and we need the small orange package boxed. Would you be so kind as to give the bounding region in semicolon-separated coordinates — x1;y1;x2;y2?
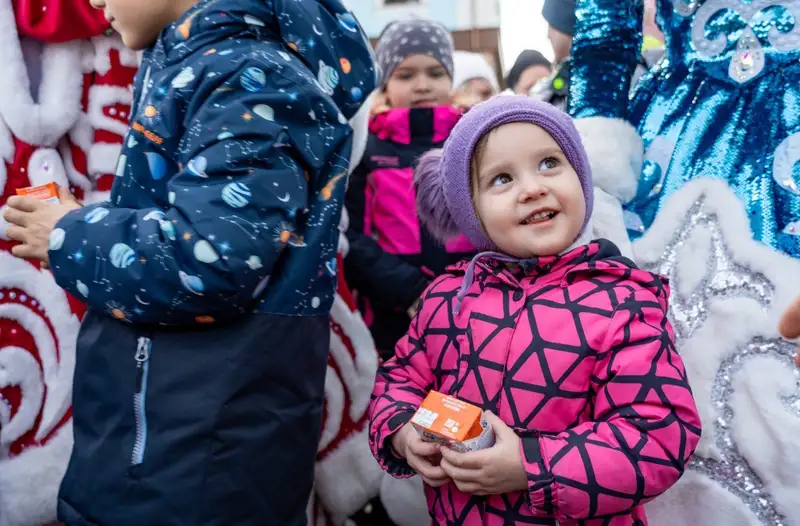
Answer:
16;182;60;204
410;391;495;452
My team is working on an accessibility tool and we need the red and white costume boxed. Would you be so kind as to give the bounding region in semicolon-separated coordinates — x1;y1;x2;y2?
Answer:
0;1;136;524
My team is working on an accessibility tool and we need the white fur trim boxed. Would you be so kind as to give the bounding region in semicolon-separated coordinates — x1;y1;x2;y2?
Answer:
380;475;429;526
320;364;344;453
319;294;378;451
591;187;634;259
0;116;12;194
645;471;762;526
314;428;383;523
58;140;93;192
574;116;643;203
0;4;83;147
0;346;43;448
26;147;69;189
90;35;139;76
632;178;800;525
87;85;133;139
88;142;123;177
348;94;373;173
0;421;72;526
69;112;94;153
328;295;378;422
0;204;9;241
0;252;81;442
79;40;95;74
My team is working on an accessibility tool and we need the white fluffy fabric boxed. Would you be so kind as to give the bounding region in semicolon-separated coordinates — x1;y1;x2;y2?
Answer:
0;422;73;526
313;273;382;524
574;116;643;203
634;178;800;526
590;187;634;259
380;476;430;526
452;51;499;92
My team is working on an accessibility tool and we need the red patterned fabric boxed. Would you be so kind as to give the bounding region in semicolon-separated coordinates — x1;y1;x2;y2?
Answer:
369;240;702;525
12;0;108;42
0;10;134;520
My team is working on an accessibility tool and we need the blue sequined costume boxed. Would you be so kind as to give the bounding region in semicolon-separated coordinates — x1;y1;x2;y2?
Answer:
569;0;800;257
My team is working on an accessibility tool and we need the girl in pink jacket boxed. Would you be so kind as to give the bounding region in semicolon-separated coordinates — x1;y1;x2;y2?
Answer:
368;96;701;525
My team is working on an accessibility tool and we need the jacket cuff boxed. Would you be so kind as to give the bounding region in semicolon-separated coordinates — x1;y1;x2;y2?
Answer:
520;435;558;515
375;411;416;478
574;116;643;203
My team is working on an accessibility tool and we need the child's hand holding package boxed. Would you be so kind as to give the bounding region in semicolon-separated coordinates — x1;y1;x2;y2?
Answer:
4;184;81;265
391;422;450;488
439;412;528;496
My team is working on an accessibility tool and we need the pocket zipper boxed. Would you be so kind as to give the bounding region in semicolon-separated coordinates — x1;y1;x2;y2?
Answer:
131;336;152;466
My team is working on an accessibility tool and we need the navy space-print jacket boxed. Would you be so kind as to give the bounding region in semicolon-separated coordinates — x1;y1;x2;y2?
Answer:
54;1;377;524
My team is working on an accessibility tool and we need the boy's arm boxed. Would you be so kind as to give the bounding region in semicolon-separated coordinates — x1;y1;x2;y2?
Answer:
344;162;430;310
48;70;347;325
520;288;702;520
368;277;448;476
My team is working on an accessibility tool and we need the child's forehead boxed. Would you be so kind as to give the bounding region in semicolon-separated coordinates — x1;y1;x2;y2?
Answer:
395;54;446;69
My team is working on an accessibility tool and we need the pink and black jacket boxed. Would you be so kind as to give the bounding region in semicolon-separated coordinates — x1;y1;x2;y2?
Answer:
345;106;475;355
368;240;702;525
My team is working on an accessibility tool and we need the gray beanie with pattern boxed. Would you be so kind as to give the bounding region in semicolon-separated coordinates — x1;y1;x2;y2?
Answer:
375;19;454;86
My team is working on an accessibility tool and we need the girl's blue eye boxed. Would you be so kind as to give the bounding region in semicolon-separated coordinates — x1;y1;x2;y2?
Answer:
539;157;559;171
490;174;512;187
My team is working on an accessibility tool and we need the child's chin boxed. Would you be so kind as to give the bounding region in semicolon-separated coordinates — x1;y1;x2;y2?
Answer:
120;31;156;51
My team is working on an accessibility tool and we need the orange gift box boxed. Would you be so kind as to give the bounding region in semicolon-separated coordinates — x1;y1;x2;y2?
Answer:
16;182;60;204
411;391;495;452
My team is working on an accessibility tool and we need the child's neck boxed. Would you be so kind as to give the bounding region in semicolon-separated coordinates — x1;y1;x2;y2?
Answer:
171;0;202;24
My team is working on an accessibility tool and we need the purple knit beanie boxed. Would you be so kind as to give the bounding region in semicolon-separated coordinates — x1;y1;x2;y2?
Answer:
415;95;593;251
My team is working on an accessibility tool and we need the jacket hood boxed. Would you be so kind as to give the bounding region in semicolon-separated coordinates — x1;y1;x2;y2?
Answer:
159;0;377;119
369;105;463;145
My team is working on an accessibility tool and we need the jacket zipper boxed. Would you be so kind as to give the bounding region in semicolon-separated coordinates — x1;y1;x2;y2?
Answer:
131;336;152;466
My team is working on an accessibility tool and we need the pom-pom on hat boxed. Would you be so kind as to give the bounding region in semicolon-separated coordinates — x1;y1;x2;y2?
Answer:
414;96;593;251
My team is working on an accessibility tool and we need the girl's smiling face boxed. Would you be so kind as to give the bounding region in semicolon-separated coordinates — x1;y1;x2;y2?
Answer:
472;122;586;258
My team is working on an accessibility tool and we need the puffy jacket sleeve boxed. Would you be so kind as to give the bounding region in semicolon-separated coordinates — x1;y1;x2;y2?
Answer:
520;288;701;520
568;0;643;119
48;70;333;325
344;162;429;310
368;277;446;476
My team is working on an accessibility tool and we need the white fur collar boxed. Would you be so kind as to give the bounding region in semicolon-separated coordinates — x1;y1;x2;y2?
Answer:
0;0;83;148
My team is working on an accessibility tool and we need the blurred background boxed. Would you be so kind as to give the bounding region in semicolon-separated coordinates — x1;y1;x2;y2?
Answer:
342;0;551;89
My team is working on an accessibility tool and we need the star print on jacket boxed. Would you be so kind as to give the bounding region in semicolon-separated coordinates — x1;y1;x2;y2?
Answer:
47;0;378;325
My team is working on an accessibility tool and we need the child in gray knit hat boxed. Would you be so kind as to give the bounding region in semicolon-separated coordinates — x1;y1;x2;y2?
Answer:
374;18;455;108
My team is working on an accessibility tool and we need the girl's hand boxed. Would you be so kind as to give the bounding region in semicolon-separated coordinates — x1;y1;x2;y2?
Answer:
439;411;528;495
779;296;800;367
391;422;451;487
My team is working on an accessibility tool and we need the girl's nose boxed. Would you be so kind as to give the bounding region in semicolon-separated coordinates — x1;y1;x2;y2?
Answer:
517;174;549;202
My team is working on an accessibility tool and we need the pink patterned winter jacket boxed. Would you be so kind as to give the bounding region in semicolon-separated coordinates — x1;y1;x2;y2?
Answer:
368;240;701;525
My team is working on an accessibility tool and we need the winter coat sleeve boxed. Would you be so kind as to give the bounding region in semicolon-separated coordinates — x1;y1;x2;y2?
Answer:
48;72;330;325
368;277;444;476
344;162;429;310
568;0;643;120
520;288;701;520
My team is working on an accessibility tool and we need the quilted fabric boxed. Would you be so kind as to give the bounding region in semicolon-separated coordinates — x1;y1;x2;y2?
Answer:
368;240;701;525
